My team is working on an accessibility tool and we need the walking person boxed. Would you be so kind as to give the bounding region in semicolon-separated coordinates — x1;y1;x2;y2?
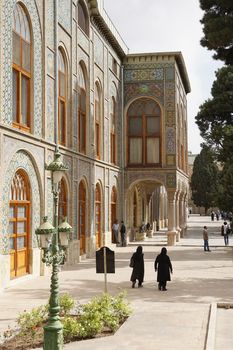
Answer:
112;219;119;244
120;221;126;247
221;221;230;246
203;226;211;251
130;245;144;288
154;247;173;291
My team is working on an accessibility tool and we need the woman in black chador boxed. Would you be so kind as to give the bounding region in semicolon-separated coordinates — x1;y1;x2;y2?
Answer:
154;247;173;291
130;245;144;288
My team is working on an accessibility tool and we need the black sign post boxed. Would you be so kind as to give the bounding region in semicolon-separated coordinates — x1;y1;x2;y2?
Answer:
96;246;115;293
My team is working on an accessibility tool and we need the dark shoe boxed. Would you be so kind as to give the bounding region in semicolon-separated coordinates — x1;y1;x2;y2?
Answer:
162;287;167;291
138;284;143;288
132;282;136;288
158;285;162;291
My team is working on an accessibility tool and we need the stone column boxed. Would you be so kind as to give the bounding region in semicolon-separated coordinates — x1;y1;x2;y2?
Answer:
183;194;188;234
167;190;177;246
175;191;181;242
179;193;185;238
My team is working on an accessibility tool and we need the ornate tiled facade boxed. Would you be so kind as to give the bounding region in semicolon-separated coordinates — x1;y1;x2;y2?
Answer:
0;0;190;289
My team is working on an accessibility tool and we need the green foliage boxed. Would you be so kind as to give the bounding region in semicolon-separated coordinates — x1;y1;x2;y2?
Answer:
63;292;132;341
59;293;75;316
9;292;132;345
199;0;233;64
195;66;233;162
17;305;47;338
217;160;233;213
190;146;219;212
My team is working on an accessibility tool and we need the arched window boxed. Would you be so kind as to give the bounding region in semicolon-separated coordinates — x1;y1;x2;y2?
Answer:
59;177;67;223
58;49;67;146
78;65;86;154
111;186;117;242
127;98;161;166
12;3;32;131
95;83;101;159
78;181;86;254
77;0;89;36
110;97;116;164
9;170;30;279
95;183;101;248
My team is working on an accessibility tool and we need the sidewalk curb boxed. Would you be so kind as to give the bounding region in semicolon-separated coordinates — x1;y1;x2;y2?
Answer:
205;302;217;350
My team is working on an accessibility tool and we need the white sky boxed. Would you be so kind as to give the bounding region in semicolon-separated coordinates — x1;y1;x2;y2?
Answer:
103;0;223;154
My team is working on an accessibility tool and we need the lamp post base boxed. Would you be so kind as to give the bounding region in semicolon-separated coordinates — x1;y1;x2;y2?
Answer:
44;324;63;350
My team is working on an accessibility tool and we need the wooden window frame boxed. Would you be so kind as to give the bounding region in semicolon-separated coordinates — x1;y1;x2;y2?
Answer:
95;88;101;160
95;183;101;248
12;29;31;132
77;0;89;36
59;177;68;224
78;181;86;254
127;111;161;167
110;98;116;164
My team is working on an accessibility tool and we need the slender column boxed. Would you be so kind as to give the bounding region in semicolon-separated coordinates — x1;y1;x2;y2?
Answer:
167;191;177;246
175;192;181;242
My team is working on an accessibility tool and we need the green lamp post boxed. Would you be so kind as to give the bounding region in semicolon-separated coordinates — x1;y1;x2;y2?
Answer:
36;149;72;350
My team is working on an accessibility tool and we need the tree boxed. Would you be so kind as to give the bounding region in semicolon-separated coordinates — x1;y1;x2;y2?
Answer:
190;146;219;214
217;160;233;213
195;65;233;162
200;0;233;65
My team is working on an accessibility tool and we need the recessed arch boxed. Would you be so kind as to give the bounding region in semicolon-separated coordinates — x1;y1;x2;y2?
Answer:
9;169;31;279
59;177;68;223
127;97;162;166
95;182;102;248
78;62;88;154
58;47;68;146
110;186;118;242
94;80;102;159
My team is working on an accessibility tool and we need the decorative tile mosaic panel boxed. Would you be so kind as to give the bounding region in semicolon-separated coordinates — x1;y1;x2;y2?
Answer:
166;173;176;188
124;82;164;105
46;76;55;142
124;68;164;82
165;67;175;80
166;127;176;154
58;0;71;34
46;0;54;49
1;151;41;254
94;33;104;69
1;0;42;137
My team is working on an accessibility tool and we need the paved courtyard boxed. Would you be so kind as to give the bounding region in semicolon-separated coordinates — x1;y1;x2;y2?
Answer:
0;216;233;349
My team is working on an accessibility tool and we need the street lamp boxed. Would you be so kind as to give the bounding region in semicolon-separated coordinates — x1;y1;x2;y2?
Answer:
36;148;72;350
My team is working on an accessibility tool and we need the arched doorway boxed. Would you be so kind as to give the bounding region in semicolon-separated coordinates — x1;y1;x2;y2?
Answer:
9;170;31;279
78;181;86;254
59;177;68;224
111;186;117;242
95;183;101;248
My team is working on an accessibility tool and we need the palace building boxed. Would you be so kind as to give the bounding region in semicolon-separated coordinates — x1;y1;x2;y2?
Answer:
0;0;190;289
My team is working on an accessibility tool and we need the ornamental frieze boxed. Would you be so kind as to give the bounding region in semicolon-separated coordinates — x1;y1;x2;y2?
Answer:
124;63;174;70
124;82;164;105
166;173;176;188
124;68;164;82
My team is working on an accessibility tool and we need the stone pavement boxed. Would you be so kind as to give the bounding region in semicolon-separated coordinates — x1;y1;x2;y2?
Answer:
0;216;233;349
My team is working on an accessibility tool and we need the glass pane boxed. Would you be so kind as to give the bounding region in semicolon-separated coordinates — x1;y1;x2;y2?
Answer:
59;100;65;144
147;116;160;135
18;206;26;218
21;75;30;125
9;238;15;250
129;117;142;136
17;236;26;249
17;221;26;233
12;69;18;122
59;72;65;97
78;2;88;35
9;222;15;234
12;32;21;65
22;40;30;72
130;138;142;164
9;207;15;218
147;138;160;163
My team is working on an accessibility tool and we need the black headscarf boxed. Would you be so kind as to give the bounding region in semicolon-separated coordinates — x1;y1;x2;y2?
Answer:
161;247;167;255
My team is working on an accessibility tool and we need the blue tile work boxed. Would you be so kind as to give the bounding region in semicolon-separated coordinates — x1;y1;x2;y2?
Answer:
0;151;41;254
1;0;42;137
58;0;71;34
